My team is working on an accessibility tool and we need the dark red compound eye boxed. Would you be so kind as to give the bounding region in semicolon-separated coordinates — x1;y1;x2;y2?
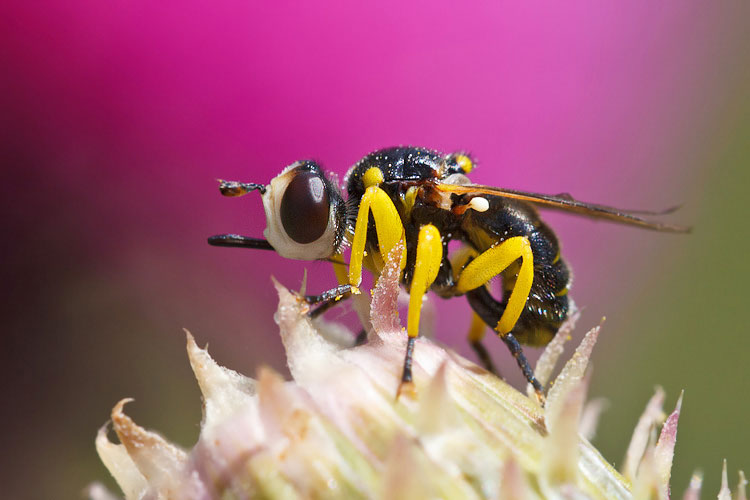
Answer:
280;171;330;244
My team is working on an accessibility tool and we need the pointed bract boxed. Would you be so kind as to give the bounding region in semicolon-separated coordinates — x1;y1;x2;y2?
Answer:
737;470;748;500
545;324;599;424
273;279;341;383
370;242;406;336
682;472;703;500
719;460;732;500
632;447;664;500
417;361;459;434
542;375;588;487
623;387;666;482
580;397;609;441
529;307;580;398
186;330;257;434
95;425;147;500
110;399;188;497
654;393;683;499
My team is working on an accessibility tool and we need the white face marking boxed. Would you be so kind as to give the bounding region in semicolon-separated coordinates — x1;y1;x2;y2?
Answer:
262;164;339;261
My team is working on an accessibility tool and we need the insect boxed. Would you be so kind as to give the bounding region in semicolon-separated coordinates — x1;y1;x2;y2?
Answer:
209;146;688;400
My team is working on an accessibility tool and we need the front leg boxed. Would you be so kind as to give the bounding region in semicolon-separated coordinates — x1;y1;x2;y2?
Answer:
308;167;406;344
348;168;407;287
305;284;359;318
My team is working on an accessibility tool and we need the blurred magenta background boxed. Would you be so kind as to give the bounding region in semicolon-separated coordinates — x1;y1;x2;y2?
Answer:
2;2;748;497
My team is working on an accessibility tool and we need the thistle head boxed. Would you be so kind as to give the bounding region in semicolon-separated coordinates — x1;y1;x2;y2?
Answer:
92;253;744;499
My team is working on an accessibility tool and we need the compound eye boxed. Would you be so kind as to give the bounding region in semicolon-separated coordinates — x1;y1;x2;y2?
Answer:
279;171;330;244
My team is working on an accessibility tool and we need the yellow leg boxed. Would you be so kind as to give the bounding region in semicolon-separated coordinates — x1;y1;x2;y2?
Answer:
449;244;478;281
467;310;500;375
331;253;349;285
456;236;534;335
348;184;407;287
407;224;444;338
398;224;443;400
467;312;487;342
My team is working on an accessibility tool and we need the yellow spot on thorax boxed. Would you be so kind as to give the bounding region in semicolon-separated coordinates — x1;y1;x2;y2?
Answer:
363;167;384;188
455;154;474;173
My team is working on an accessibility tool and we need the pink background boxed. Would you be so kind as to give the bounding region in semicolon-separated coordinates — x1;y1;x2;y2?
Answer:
2;2;748;497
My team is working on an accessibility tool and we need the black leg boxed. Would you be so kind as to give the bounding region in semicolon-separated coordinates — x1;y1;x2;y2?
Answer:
401;336;416;384
305;284;356;305
501;332;545;404
466;287;545;404
305;284;356;318
208;234;275;250
308;294;350;318
470;340;501;377
395;336;417;399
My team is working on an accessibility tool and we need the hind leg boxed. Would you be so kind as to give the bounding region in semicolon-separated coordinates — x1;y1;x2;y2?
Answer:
454;236;545;402
466;311;501;376
466;286;545;403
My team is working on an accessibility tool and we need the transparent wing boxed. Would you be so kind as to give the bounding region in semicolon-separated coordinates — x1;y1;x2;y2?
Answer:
435;183;690;233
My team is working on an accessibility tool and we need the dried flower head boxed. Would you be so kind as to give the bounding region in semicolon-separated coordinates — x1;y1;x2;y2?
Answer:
92;253;743;499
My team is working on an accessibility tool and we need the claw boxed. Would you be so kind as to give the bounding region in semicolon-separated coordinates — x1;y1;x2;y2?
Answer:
396;380;417;401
